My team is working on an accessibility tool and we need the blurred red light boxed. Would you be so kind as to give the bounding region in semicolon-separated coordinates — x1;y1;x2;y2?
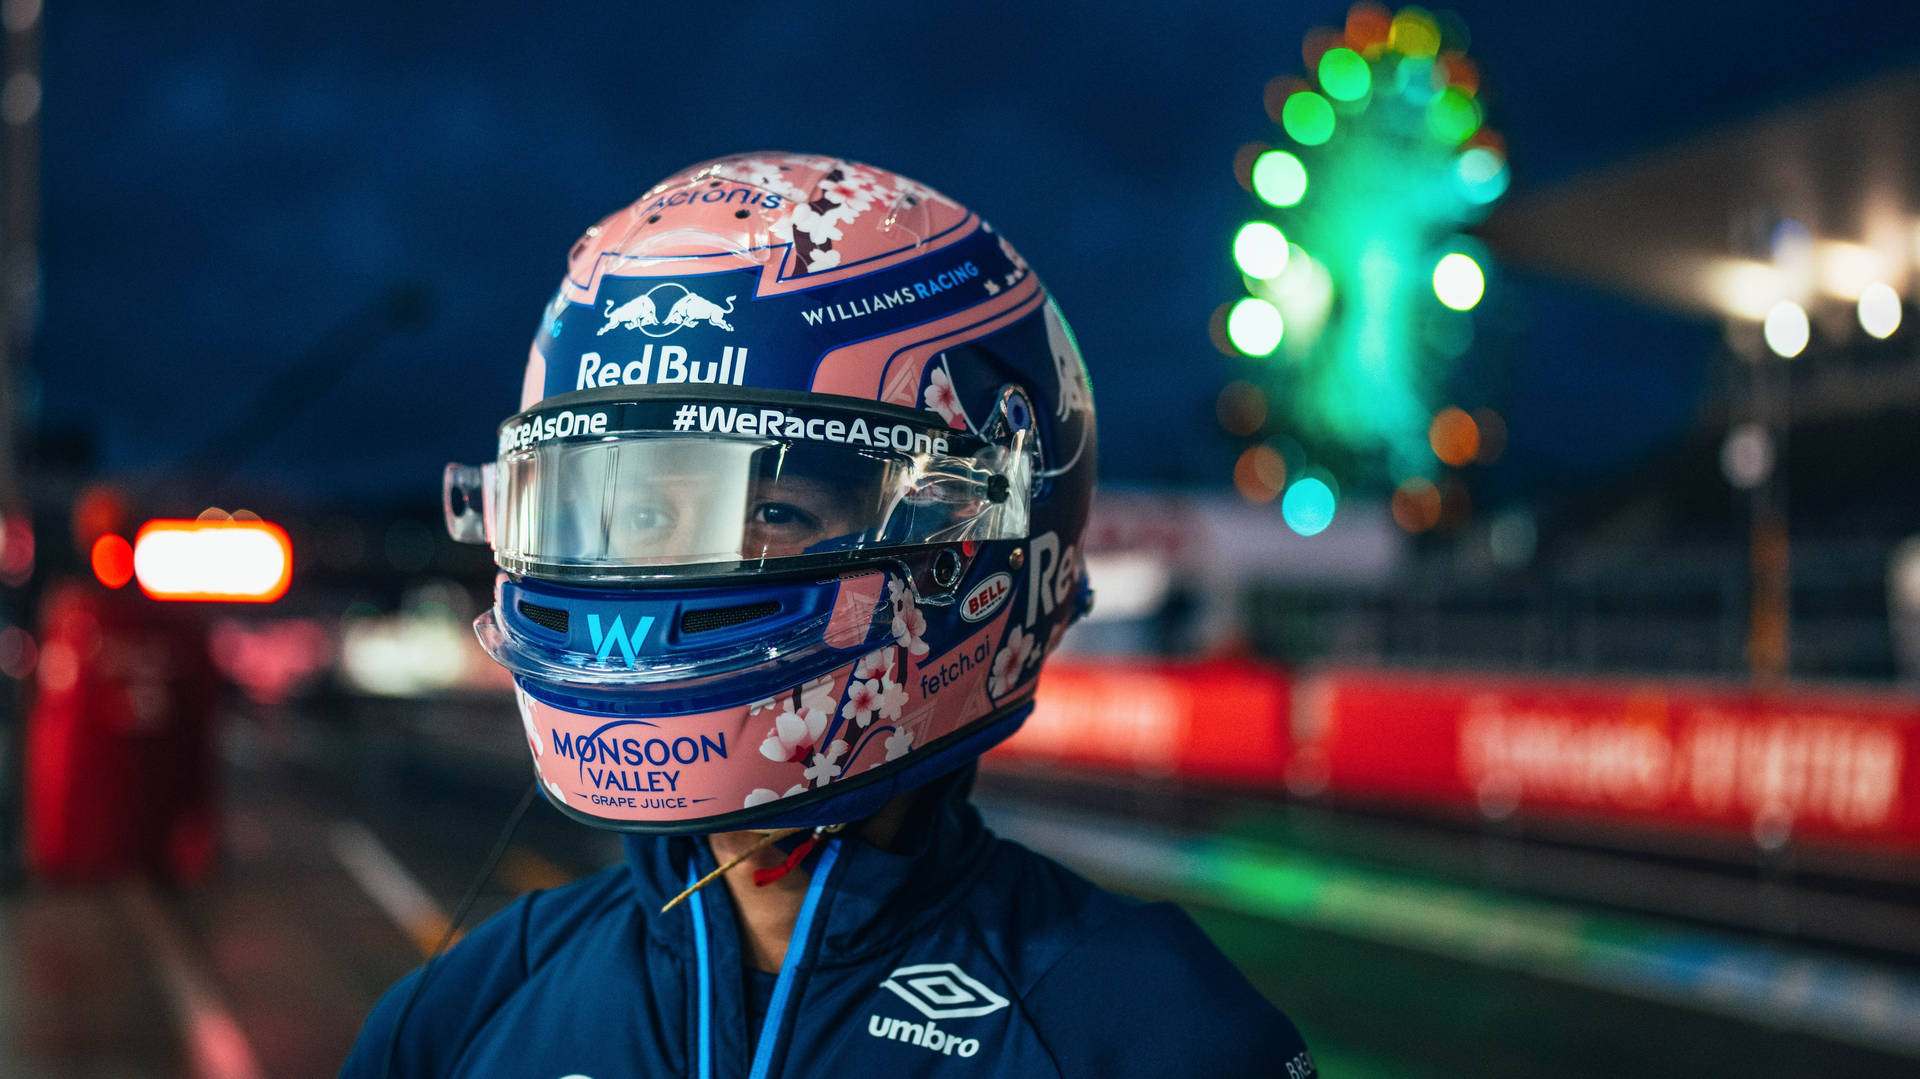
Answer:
90;533;134;589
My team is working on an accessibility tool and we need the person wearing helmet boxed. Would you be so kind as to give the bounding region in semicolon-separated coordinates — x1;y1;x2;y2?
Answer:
344;153;1314;1078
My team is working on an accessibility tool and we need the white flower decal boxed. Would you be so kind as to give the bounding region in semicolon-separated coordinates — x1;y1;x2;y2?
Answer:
876;679;910;722
886;577;914;619
805;247;843;273
799;674;837;716
892;605;929;658
842;678;882;727
744;783;807;809
989;625;1035;698
804;740;849;787
748;696;779;716
853;648;894;683
884;728;914;761
923;366;968;431
760;704;828;763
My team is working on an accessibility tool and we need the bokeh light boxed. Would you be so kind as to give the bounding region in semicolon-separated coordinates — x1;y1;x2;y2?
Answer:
90;533;134;588
1429;406;1480;466
1763;300;1809;357
1233;221;1291;279
1425;87;1481;144
1454;146;1508;204
1228;297;1285;356
1282;91;1336;146
1858;282;1902;339
1317;47;1371;101
1216;380;1269;436
1391;477;1442;532
1389;8;1442;57
1433;252;1485;310
1233;445;1289;503
1232;141;1271;192
1282;476;1338;536
1252;150;1309;207
1345;2;1391;55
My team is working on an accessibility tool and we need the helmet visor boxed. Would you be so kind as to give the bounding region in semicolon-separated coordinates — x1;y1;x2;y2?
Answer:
450;392;1031;581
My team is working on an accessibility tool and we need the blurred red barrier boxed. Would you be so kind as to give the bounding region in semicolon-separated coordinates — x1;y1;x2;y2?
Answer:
24;580;223;883
991;658;1292;785
1294;668;1920;851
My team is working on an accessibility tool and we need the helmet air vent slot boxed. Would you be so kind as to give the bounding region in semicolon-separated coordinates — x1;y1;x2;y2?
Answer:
681;600;781;634
517;600;571;634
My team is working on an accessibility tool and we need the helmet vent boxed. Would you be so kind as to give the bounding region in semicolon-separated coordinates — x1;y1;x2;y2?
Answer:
517;600;571;634
681;600;781;634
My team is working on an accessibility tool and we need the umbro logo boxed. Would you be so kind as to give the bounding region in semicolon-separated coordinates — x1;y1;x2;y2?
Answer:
867;962;1006;1059
880;962;1009;1019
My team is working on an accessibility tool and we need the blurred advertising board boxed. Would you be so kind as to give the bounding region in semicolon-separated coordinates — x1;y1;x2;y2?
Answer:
995;662;1920;853
1295;669;1918;851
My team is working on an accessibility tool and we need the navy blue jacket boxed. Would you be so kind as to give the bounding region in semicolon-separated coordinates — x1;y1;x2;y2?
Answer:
343;772;1314;1077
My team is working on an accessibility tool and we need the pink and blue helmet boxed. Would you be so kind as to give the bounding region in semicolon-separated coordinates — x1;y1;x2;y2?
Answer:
444;152;1097;833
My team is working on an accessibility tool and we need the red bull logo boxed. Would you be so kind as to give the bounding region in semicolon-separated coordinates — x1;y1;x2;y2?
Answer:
596;282;736;337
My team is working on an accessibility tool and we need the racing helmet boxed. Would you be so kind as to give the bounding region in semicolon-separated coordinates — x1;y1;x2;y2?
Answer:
445;152;1096;834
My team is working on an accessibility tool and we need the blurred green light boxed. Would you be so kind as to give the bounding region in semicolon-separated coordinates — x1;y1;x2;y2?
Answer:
1282;92;1335;146
1233;221;1290;279
1454;147;1508;204
1281;477;1337;536
1426;88;1481;144
1252;151;1308;207
1228;297;1285;356
1433;252;1485;310
1317;47;1371;102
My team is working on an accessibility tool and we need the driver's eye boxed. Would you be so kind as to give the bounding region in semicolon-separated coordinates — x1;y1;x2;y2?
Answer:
752;502;820;530
626;504;674;533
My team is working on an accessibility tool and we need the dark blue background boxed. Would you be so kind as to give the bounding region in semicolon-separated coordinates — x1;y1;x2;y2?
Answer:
36;1;1920;500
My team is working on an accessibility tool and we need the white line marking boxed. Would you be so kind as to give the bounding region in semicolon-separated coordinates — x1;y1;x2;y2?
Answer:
329;820;451;954
119;885;265;1079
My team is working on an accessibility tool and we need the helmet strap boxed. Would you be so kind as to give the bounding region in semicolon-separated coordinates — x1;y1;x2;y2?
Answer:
658;823;845;914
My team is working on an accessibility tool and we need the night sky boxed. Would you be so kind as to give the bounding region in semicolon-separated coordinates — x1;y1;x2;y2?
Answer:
33;1;1920;504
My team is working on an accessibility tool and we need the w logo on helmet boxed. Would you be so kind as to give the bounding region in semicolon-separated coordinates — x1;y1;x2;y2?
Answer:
586;614;653;668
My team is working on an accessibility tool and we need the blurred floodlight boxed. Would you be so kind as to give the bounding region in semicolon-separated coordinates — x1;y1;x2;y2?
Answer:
1432;253;1484;310
1281;477;1337;536
1816;241;1882;301
1763;301;1809;357
133;519;292;602
1227;297;1285;356
1077;552;1172;624
1704;259;1787;320
1233;221;1291;279
1720;422;1774;490
1252;150;1308;207
1858;282;1902;339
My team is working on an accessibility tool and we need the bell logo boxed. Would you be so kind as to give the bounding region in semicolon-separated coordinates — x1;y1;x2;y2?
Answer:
959;573;1012;622
586;614;653;668
879;963;1009;1019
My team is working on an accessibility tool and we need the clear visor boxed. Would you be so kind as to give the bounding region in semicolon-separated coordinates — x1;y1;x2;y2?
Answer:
447;429;1030;580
